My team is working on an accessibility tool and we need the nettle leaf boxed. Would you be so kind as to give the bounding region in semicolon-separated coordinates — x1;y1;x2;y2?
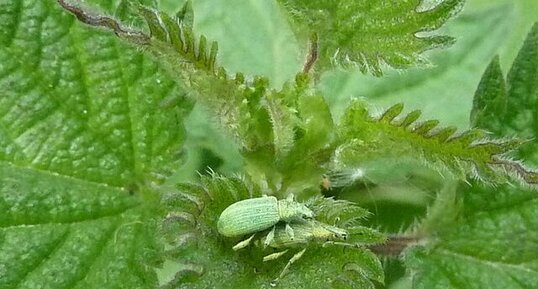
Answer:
470;23;538;184
405;182;538;289
0;166;158;289
407;23;538;289
276;0;464;75
101;2;276;152
134;5;334;175
472;23;538;167
57;1;339;191
160;174;384;288
470;55;508;133
505;22;538;144
57;0;276;150
320;6;512;128
336;100;523;183
0;0;191;288
255;76;336;191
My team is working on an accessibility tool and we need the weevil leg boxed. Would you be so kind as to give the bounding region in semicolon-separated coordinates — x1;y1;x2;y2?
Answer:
233;233;256;251
264;225;276;248
322;241;358;248
263;249;289;261
270;248;307;286
284;223;295;240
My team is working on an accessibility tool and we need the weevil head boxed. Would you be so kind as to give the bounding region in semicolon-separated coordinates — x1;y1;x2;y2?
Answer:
325;225;348;241
278;197;314;221
308;221;349;242
334;229;348;240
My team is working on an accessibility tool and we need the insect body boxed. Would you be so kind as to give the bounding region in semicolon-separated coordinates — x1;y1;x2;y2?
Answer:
236;219;350;286
217;195;313;238
265;219;348;248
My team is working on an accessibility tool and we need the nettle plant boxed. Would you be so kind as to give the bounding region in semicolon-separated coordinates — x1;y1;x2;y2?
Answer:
1;0;537;288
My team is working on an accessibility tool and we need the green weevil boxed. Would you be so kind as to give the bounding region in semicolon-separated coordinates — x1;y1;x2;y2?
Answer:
234;219;350;286
217;195;314;248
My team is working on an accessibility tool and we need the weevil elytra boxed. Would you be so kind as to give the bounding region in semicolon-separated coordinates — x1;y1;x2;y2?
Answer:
217;194;313;240
234;219;350;286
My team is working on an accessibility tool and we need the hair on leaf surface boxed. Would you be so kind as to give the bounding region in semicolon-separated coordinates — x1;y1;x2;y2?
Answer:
336;101;536;186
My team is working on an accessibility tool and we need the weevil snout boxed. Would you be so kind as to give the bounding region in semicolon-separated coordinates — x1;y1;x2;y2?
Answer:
321;223;348;241
297;203;314;219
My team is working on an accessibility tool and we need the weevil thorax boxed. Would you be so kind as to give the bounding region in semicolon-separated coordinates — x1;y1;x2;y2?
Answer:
277;197;314;222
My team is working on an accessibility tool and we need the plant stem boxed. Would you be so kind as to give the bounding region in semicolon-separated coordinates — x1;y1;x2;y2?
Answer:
57;0;148;43
368;234;422;257
302;33;319;74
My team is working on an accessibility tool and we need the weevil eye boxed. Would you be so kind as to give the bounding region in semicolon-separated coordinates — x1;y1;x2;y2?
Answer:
335;233;347;240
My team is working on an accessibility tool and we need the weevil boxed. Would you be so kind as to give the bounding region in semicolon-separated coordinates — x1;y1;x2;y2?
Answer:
217;194;313;248
235;219;350;286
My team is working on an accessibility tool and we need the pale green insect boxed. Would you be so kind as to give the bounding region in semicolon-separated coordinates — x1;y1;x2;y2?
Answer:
217;194;314;244
234;219;350;286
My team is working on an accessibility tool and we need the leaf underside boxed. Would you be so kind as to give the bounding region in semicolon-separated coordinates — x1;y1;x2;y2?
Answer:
336;100;525;184
277;0;464;76
472;23;538;166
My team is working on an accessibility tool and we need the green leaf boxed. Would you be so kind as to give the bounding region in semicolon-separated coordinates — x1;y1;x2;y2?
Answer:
472;23;538;141
405;183;538;289
470;23;538;183
57;1;276;152
55;1;340;194
470;55;508;133
320;6;512;128
160;175;385;288
0;0;192;288
0;166;158;289
336;100;523;184
277;0;464;75
505;22;538;165
406;23;538;288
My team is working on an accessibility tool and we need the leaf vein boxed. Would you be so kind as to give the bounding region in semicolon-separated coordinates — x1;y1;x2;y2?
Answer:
12;227;71;289
2;0;22;47
437;248;538;276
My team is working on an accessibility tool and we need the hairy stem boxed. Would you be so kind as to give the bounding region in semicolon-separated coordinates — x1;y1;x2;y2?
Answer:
57;0;148;43
368;234;422;257
302;33;319;74
491;157;538;185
